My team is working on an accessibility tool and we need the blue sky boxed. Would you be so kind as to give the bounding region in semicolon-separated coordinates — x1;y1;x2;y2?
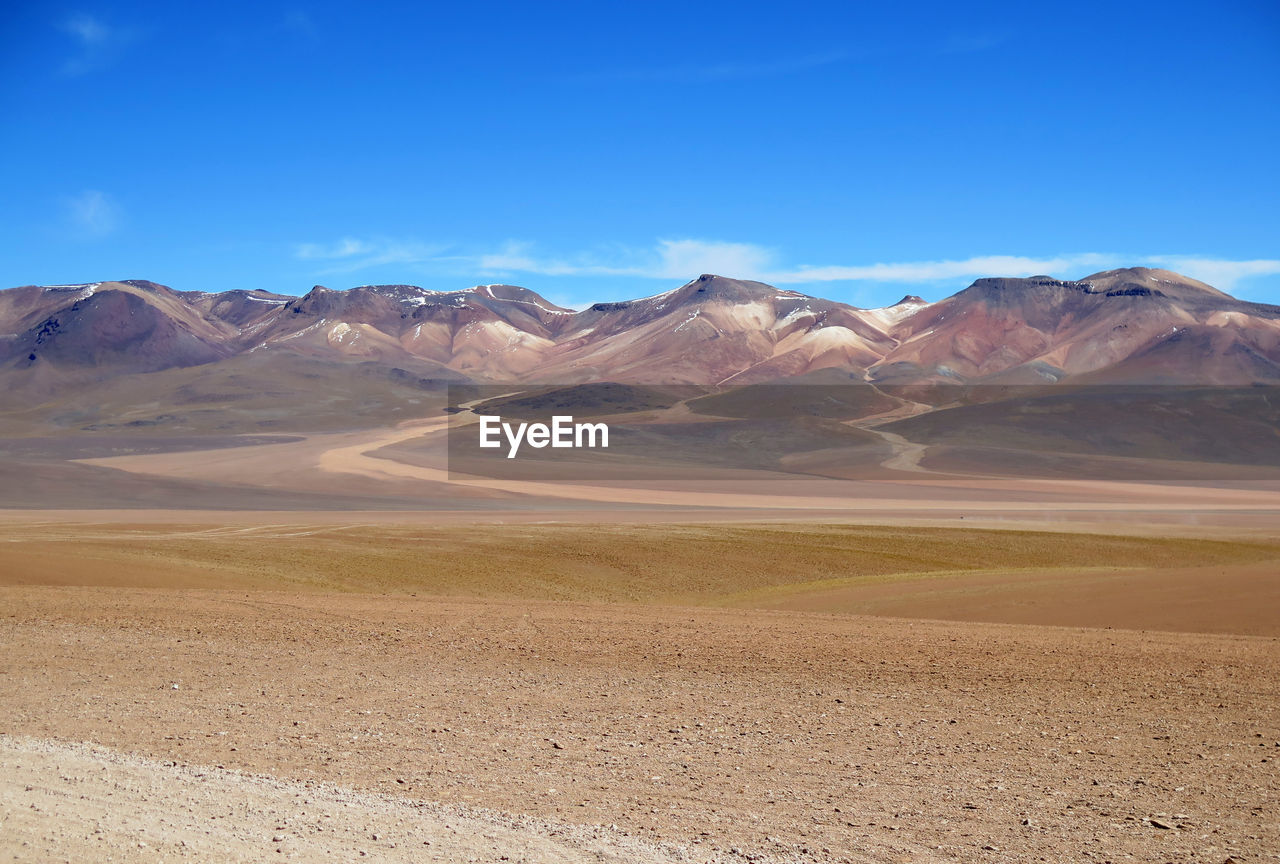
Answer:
2;0;1278;308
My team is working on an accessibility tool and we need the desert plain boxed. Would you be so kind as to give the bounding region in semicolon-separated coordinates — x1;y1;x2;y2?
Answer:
2;402;1279;864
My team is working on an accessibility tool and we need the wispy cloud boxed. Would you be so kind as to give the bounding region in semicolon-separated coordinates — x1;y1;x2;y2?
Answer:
652;239;775;279
293;235;1280;296
474;241;624;277
471;238;775;280
295;237;375;260
63;13;110;44
293;237;446;274
765;253;1121;284
66;189;120;237
939;32;1006;54
593;51;849;85
467;245;1120;287
1144;257;1280;292
590;35;1001;86
459;244;1125;287
281;10;319;40
294;236;773;281
58;12;134;75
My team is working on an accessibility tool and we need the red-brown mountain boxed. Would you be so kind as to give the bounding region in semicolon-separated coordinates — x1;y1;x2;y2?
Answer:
3;268;1278;389
875;268;1280;384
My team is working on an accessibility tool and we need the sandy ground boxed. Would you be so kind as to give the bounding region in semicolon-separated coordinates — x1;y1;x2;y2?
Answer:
1;518;1279;862
7;406;1280;863
2;585;1277;863
0;736;684;863
3;521;1278;632
5;507;1280;537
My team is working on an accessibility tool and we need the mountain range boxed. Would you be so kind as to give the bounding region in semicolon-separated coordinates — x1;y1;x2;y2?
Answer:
4;268;1278;394
2;267;1280;389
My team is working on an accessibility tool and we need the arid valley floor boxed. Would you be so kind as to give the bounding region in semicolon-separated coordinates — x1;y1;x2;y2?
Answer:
2;407;1279;863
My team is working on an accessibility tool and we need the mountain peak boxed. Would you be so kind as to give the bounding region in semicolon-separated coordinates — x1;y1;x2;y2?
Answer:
682;274;781;298
1080;267;1231;302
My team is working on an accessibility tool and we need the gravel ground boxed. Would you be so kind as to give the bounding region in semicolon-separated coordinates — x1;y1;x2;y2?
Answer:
2;585;1277;862
0;735;701;863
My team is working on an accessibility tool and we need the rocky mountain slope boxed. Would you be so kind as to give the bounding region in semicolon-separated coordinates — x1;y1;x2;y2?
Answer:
3;269;1278;388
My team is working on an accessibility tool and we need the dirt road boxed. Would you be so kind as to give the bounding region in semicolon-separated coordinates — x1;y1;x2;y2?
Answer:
74;414;1280;516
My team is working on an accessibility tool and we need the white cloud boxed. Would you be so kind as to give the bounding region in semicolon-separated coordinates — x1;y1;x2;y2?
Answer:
595;52;848;85
290;235;1280;298
1144;257;1280;292
477;242;584;276
764;253;1121;284
764;252;1280;294
293;237;448;274
471;241;637;277
295;237;375;260
466;244;1122;288
655;239;775;280
63;13;110;44
295;235;778;282
67;189;120;236
58;13;133;75
470;238;776;280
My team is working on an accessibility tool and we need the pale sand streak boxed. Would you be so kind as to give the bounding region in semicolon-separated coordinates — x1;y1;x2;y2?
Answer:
862;427;930;473
73;414;1280;512
316;417;1280;511
0;736;683;864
